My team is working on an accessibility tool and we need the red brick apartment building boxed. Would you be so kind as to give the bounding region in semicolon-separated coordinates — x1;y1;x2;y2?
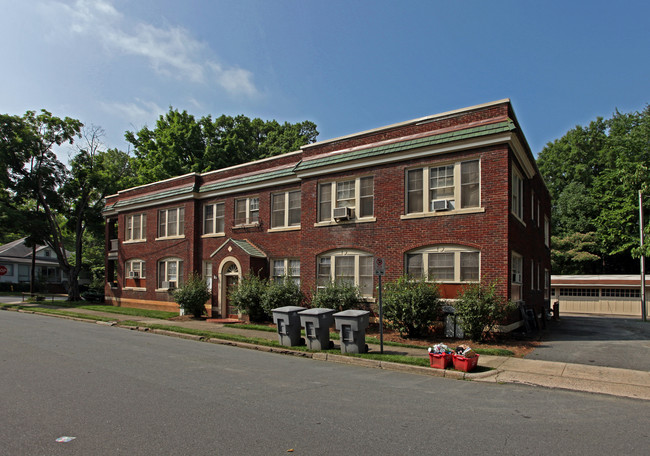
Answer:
103;99;551;331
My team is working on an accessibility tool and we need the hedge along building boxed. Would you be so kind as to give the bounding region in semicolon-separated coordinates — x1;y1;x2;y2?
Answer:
103;99;551;330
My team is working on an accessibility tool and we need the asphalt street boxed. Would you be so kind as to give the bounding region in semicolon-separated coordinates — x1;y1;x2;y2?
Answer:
2;311;649;455
526;315;650;371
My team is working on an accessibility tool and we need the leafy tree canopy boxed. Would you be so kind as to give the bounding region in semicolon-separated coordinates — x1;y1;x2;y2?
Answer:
537;105;650;273
126;108;319;185
1;111;133;299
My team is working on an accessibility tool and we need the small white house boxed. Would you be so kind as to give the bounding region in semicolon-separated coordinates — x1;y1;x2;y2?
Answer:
0;238;69;291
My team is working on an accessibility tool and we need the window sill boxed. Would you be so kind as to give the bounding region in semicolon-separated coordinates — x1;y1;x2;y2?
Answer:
123;239;146;244
233;222;260;230
155;288;174;293
268;225;301;233
314;217;376;227
201;233;226;238
400;207;485;220
511;212;526;227
155;235;186;241
123;287;146;291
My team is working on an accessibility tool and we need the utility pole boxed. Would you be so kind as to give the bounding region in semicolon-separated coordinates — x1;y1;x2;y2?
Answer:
640;190;646;322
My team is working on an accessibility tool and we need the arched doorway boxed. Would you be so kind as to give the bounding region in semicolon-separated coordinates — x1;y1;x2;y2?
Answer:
218;258;242;318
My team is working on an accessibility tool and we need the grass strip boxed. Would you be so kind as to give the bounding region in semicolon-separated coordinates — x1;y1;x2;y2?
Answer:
130;323;284;347
22;307;117;322
45;302;178;320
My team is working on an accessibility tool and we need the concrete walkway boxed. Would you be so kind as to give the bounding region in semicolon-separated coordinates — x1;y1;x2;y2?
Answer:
3;302;650;401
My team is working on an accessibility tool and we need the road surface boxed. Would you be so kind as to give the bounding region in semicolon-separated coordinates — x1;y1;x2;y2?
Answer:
1;311;648;455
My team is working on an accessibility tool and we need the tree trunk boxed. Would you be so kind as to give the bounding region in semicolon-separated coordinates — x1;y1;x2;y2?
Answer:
66;276;80;301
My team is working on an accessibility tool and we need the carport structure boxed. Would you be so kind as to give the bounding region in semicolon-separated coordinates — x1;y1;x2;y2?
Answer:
551;274;649;318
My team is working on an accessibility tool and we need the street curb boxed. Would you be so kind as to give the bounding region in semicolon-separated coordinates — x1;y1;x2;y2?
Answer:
15;307;648;401
487;371;650;401
3;308;498;382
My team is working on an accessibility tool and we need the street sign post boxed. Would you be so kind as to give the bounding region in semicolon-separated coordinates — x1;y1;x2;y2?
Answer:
374;258;385;353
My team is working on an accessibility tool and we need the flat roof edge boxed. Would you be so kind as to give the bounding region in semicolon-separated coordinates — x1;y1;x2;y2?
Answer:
302;99;511;150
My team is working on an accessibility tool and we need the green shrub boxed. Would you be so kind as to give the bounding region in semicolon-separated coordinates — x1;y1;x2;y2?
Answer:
311;281;361;311
171;272;211;318
228;273;268;321
455;281;516;342
262;277;304;316
382;276;442;338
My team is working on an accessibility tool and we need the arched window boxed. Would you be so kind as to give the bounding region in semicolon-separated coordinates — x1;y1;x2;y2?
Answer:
405;245;479;283
317;249;373;296
158;257;183;289
125;259;146;279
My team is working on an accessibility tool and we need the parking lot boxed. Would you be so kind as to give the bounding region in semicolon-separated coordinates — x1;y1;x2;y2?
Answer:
526;314;650;371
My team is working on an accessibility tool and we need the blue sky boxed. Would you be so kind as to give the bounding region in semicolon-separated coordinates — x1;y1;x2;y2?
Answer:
1;0;648;158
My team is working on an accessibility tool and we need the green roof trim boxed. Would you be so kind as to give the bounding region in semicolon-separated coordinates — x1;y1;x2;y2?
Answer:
231;239;267;258
113;185;195;208
295;120;516;172
211;238;267;258
199;166;297;194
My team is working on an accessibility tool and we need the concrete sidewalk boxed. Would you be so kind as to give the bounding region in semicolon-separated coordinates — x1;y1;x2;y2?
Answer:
4;302;650;401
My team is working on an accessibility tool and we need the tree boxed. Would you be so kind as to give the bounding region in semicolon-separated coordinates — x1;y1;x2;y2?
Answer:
382;276;442;338
0;111;132;300
126;108;318;185
228;273;268;321
261;277;304;316
310;281;362;311
171;272;211;318
537;105;650;273
455;281;516;342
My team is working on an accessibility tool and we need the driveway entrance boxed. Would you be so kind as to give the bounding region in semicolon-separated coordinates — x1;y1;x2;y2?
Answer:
525;315;650;371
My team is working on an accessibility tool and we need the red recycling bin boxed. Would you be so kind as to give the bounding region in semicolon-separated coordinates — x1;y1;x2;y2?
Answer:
428;352;453;369
452;353;480;372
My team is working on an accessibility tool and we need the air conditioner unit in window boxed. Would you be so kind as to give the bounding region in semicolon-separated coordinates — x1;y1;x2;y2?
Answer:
129;271;140;279
512;273;522;283
431;199;450;211
333;206;352;221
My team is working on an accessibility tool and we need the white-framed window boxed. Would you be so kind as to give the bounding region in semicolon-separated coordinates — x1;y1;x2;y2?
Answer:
511;251;523;301
203;261;213;292
317;250;374;296
271;258;301;285
544;216;550;247
512;168;524;221
531;191;536;225
158;207;184;238
405;245;480;282
125;213;146;241
317;176;374;222
234;197;259;226
39;266;59;282
125;259;146;279
18;265;29;281
544;268;549;299
203;202;225;234
271;190;301;229
406;159;480;215
158;257;183;289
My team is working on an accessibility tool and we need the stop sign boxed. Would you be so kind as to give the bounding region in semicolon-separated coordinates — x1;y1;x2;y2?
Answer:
0;265;7;276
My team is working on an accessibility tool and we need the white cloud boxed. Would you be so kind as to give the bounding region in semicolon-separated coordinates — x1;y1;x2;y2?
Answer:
208;63;258;98
100;99;164;126
42;0;258;96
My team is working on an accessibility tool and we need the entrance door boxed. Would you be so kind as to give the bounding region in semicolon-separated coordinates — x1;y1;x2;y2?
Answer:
225;275;239;318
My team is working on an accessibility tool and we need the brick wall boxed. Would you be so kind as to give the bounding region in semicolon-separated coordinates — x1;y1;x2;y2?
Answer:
104;100;551;326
